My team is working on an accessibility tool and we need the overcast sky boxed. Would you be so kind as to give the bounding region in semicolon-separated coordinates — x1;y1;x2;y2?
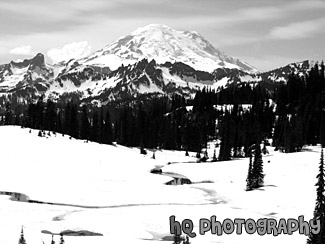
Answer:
0;0;324;71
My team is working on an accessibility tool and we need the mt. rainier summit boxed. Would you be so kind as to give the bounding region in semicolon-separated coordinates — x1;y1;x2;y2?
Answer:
82;24;257;73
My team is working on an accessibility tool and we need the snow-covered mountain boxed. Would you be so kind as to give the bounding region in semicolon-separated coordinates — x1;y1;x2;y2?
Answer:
259;60;315;82
0;53;53;95
82;24;257;73
0;24;319;104
0;55;317;105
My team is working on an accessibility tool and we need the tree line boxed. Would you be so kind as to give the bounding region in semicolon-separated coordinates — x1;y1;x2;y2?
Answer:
273;62;325;152
0;62;324;158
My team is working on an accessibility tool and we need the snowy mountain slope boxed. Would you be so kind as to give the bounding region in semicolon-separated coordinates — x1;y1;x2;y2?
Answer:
259;60;315;82
0;23;318;104
0;53;54;95
0;50;317;105
0;126;322;244
83;24;257;73
211;60;318;85
45;59;225;102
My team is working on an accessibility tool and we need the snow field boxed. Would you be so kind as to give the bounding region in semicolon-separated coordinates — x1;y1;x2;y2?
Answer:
0;126;321;244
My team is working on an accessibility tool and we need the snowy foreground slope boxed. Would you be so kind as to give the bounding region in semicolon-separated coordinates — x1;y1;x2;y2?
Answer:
0;126;322;244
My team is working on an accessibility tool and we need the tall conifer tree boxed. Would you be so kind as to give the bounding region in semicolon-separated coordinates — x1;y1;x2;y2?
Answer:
18;227;26;244
307;149;325;243
251;143;264;188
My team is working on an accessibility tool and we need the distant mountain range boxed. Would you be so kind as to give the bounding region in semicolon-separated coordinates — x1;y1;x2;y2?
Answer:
0;24;318;104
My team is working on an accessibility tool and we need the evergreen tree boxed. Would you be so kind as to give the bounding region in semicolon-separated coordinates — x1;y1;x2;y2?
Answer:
246;154;253;191
218;111;232;161
18;227;26;244
164;116;176;150
56;110;63;134
5;101;12;125
251;143;264;189
246;143;264;190
103;109;113;144
35;95;45;130
99;107;105;143
59;233;65;244
136;102;147;146
80;105;90;140
51;235;55;244
307;149;325;244
91;109;99;142
44;99;57;132
64;101;71;135
320;112;325;148
140;139;147;155
69;103;79;139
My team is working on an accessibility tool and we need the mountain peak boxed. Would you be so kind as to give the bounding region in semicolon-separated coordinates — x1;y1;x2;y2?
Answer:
131;24;176;35
84;24;257;73
10;53;46;68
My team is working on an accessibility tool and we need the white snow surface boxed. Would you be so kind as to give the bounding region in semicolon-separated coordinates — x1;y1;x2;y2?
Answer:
0;126;321;244
1;64;30;88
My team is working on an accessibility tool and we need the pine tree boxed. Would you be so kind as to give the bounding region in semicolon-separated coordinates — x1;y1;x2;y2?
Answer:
18;227;26;244
59;233;64;244
103;109;113;144
69;103;79;139
307;149;325;243
246;143;264;190
140;139;147;155
320;112;325;148
44;99;57;132
218;111;232;161
5;101;12;125
91;109;99;142
80;105;90;140
246;154;253;191
35;95;45;130
64;101;71;135
251;143;264;189
51;235;55;244
99;107;105;144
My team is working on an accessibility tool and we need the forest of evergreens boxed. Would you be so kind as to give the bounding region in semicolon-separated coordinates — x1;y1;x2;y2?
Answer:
1;62;324;160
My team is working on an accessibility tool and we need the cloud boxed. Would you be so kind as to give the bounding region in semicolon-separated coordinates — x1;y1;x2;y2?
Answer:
9;45;33;55
0;1;93;37
47;41;92;63
205;0;325;29
269;18;325;40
